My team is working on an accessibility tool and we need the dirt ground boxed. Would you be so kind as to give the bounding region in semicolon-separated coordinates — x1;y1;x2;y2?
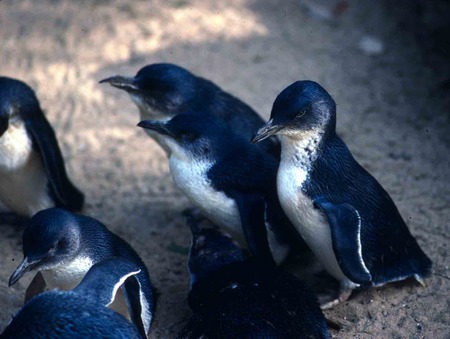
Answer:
0;0;449;338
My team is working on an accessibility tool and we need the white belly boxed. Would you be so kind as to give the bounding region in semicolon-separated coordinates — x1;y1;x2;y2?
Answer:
169;153;289;263
0;123;54;216
277;160;349;283
169;155;243;242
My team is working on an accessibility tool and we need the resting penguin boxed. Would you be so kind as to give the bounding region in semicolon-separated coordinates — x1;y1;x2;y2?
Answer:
252;80;432;307
99;63;279;158
8;208;154;338
1;258;143;339
138;113;308;265
177;215;329;339
0;76;84;217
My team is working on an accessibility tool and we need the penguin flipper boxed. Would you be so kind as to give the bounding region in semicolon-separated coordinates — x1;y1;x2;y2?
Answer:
313;197;372;284
24;272;47;302
232;192;275;266
122;277;149;338
25;115;84;211
74;258;141;307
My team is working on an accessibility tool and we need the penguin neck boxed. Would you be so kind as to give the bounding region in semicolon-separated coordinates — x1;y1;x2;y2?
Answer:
131;93;175;156
279;128;324;171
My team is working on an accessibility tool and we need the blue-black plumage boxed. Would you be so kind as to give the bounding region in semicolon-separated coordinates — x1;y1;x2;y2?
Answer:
8;208;154;337
178;216;329;339
252;80;432;307
138;113;307;265
100;63;279;158
1;258;143;339
0;77;84;217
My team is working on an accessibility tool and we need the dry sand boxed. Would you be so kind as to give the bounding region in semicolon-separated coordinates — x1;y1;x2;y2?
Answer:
0;0;449;338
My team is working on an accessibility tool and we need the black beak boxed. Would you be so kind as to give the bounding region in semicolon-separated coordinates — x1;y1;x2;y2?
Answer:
99;75;139;91
251;119;286;144
137;120;174;137
9;257;40;287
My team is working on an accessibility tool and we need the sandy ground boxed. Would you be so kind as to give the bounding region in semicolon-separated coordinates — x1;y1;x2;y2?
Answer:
0;0;449;338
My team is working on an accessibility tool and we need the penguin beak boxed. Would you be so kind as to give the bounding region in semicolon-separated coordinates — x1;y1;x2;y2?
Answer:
99;75;139;91
251;119;286;144
137;120;175;138
9;257;41;287
0;112;9;137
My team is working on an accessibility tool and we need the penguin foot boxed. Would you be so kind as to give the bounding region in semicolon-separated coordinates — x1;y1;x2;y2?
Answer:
320;288;352;310
414;274;426;287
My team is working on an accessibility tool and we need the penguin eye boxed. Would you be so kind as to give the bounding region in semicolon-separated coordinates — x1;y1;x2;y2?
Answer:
201;146;210;155
55;239;68;250
296;110;307;118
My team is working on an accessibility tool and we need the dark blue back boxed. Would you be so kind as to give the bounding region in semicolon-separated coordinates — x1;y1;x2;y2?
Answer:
183;260;329;339
0;292;141;339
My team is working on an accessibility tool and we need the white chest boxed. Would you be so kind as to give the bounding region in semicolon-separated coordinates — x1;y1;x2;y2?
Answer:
277;136;348;282
0;123;53;216
41;256;94;291
0;122;33;170
169;155;242;239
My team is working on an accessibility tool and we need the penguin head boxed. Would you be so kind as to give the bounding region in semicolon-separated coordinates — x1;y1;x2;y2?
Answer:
138;113;232;161
187;217;245;288
0;77;40;137
99;63;197;116
252;80;336;143
9;208;82;287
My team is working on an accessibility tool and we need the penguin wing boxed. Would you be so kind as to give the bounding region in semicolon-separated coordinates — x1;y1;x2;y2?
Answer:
231;191;275;265
25;115;84;211
74;258;141;307
313;197;372;284
122;277;150;338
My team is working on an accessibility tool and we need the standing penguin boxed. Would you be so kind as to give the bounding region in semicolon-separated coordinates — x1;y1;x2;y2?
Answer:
138;113;306;265
1;258;144;339
99;63;279;157
8;208;154;338
0;77;84;217
252;81;432;307
178;216;329;339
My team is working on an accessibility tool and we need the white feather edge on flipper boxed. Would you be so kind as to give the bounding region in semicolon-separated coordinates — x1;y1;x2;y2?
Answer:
107;269;141;307
355;209;370;276
138;279;152;334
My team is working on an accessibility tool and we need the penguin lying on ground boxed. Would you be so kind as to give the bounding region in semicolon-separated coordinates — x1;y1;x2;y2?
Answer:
1;258;143;339
0;77;84;217
99;63;279;157
178;215;329;339
138;113;307;265
8;208;154;337
252;80;432;308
